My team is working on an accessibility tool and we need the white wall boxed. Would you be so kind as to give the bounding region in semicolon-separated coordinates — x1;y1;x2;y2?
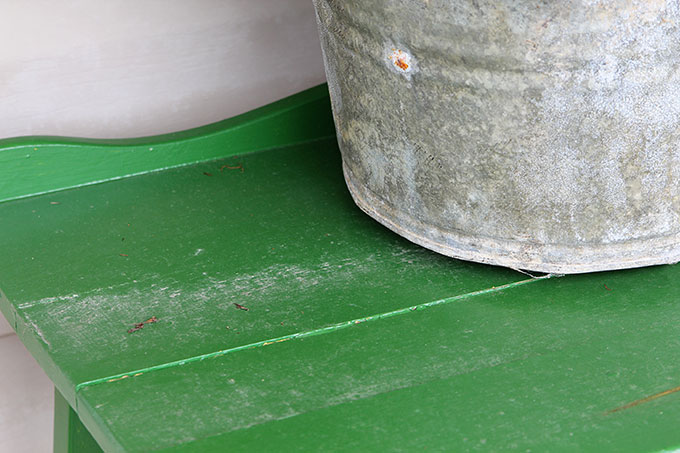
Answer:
0;0;326;139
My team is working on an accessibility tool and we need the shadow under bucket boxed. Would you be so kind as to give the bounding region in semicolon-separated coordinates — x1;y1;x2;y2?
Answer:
313;0;680;274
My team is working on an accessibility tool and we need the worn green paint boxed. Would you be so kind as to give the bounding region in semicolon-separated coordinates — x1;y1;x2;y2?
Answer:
54;389;102;453
75;276;544;391
0;138;523;415
2;86;680;451
78;267;680;452
0;84;335;203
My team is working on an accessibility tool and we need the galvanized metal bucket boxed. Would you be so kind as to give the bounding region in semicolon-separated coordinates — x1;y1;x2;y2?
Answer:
313;0;680;274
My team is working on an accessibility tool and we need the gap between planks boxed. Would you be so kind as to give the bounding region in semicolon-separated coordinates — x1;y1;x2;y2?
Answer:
74;274;555;393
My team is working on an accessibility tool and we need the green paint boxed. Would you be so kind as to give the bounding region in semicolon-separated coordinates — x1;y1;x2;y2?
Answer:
54;389;103;453
0;84;335;203
0;88;527;451
78;267;680;452
63;264;680;452
75;276;546;391
0;138;522;412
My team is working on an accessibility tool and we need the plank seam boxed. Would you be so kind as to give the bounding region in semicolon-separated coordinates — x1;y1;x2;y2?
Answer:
74;274;555;393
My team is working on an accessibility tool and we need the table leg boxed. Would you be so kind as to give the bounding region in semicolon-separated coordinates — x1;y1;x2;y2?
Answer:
53;388;103;453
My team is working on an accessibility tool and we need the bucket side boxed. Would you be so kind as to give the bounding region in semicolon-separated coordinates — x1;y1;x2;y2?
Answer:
313;0;680;273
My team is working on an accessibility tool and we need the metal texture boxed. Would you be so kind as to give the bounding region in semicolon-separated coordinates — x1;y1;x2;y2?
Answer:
313;0;680;273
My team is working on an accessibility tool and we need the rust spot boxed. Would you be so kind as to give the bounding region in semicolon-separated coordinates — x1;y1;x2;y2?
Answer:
389;49;411;72
127;316;158;334
606;384;680;414
220;164;244;173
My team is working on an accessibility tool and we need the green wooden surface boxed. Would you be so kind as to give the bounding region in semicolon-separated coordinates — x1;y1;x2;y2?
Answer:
2;86;680;451
80;268;680;452
54;389;103;453
0;84;335;203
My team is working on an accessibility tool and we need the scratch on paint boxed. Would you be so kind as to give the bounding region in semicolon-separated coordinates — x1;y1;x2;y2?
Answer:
107;375;130;383
26;318;52;350
606;385;680;414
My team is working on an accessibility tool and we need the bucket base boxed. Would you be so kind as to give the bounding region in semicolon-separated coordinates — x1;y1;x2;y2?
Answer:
343;162;680;274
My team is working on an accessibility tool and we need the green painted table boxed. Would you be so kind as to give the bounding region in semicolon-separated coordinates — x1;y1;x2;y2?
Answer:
2;85;680;452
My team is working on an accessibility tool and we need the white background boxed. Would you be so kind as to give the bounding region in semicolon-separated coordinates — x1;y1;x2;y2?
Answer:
0;0;326;139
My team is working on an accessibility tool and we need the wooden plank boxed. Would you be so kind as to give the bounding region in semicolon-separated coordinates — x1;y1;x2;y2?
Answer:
76;267;680;451
0;136;523;415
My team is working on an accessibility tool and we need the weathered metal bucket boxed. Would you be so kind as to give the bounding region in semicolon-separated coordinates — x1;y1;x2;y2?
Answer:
313;0;680;274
